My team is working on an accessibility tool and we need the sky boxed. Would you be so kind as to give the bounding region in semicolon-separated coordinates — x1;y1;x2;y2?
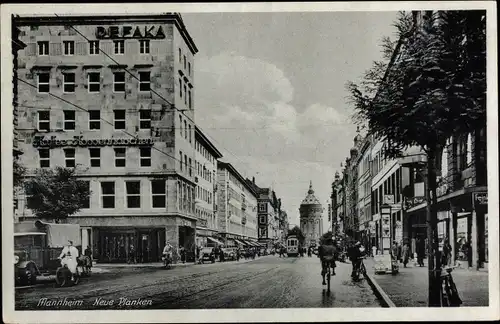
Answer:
182;11;399;230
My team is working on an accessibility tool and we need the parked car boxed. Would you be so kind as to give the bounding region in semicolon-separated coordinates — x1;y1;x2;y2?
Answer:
200;247;216;263
221;248;237;261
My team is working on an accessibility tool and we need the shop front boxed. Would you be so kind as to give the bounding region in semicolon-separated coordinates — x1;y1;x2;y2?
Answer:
67;215;197;264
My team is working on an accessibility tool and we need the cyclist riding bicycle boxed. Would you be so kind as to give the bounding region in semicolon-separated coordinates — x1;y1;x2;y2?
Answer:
314;232;338;286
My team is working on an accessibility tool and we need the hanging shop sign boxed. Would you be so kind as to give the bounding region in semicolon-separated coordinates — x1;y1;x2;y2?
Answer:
472;192;488;208
32;136;155;148
95;26;166;39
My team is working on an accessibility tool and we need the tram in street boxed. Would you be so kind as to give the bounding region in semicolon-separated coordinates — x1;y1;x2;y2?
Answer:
286;235;300;257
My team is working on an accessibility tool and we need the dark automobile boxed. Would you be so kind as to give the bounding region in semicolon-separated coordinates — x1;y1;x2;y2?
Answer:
200;247;216;263
221;248;237;261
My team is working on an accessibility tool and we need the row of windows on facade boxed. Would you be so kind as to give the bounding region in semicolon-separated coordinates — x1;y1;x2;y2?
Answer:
196;186;213;205
371;167;403;216
195;140;216;165
37;147;152;168
36;40;193;77
25;179;167;210
36;71;193;107
36;109;153;132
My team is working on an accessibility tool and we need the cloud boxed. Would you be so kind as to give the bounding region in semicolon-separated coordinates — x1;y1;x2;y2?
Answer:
195;52;357;228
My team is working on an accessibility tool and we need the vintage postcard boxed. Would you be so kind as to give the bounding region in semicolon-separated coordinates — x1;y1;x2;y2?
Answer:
1;1;498;323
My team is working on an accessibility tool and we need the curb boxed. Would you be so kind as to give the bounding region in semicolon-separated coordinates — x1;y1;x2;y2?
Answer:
363;271;397;308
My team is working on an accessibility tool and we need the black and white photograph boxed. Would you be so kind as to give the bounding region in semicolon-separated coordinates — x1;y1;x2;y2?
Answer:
1;2;498;323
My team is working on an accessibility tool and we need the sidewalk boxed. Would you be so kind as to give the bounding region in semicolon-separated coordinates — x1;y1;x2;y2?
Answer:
94;255;270;269
364;257;489;307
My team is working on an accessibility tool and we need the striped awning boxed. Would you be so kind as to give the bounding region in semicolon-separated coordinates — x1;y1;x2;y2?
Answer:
207;237;224;245
234;239;247;246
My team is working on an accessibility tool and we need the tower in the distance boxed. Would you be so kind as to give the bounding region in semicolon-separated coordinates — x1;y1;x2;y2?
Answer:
299;181;323;246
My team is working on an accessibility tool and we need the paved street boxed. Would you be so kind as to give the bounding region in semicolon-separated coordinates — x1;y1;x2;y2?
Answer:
16;255;381;310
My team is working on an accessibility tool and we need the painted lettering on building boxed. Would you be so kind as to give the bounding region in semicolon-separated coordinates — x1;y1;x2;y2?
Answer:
32;136;155;148
95;26;166;39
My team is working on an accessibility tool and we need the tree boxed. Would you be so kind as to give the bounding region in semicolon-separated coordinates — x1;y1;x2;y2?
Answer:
346;11;486;306
25;167;91;223
287;226;305;245
13;157;26;188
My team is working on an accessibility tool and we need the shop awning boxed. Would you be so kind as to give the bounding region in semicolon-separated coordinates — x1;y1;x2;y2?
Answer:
207;237;223;245
234;239;247;246
248;240;260;247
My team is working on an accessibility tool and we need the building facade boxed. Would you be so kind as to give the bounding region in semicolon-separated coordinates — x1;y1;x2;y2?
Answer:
14;13;199;263
330;171;344;237
356;135;373;248
216;162;258;245
299;181;323;247
194;126;223;247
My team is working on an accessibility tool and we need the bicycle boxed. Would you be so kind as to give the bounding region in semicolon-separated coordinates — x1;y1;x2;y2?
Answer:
440;266;462;307
352;256;366;281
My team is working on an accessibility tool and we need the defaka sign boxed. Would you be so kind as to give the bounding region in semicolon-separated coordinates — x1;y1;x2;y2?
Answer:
33;136;155;148
95;26;166;39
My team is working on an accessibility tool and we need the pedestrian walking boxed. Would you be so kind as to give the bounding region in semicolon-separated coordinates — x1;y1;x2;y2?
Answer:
402;243;410;268
128;243;136;264
371;245;377;257
442;238;452;267
416;238;425;267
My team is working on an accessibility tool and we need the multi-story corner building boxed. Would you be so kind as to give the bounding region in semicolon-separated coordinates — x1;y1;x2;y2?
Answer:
245;178;282;249
216;162;258;245
356;134;373;248
14;13;199;263
194;126;223;247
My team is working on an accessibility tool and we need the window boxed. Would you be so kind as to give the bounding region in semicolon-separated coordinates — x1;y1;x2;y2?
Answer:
126;181;141;208
63;73;75;93
82;181;90;209
89;41;99;55
113;72;125;92
179;79;183;98
89;148;100;167
114;148;126;167
39;149;50;168
38;111;50;131
38;73;50;93
184;85;187;105
140;148;151;167
139;40;150;54
64;148;76;167
178;48;182;63
183;55;187;69
114;40;125;54
101;182;115;209
114;110;126;130
188;62;191;75
63;41;75;55
88;72;100;92
189;158;192;177
63;110;76;130
89;110;100;130
179;151;183;171
184;120;187;139
151;180;166;208
188;124;192;143
179;116;183;135
188;90;192;109
139;110;151;129
139;72;150;91
259;203;266;212
37;41;49;55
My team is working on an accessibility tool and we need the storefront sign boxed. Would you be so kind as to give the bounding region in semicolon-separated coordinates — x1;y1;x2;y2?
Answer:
383;195;395;204
404;196;426;210
32;136;155;148
95;26;166;39
473;192;488;207
197;219;207;228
